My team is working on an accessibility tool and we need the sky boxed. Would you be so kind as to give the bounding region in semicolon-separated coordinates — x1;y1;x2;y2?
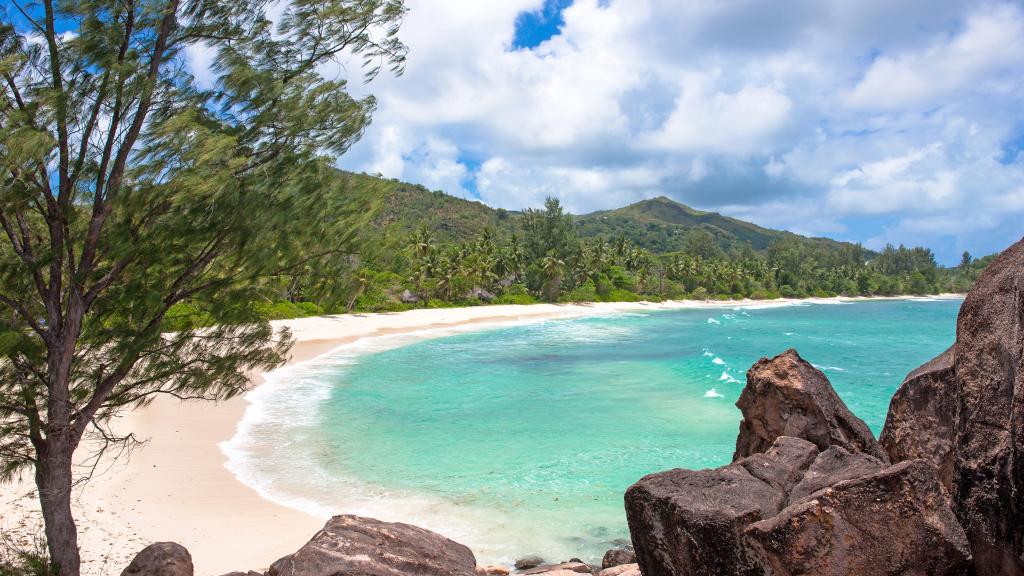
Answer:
8;0;1022;264
298;0;1024;264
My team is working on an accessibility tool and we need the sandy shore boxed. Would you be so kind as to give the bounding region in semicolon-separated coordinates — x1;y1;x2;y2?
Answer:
0;296;962;574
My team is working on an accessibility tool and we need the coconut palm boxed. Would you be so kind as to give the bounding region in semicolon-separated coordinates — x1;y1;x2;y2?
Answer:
541;251;565;301
614;234;630;263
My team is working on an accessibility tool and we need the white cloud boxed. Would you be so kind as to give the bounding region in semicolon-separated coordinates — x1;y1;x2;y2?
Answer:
847;3;1024;110
639;79;793;154
826;143;961;215
182;0;1024;263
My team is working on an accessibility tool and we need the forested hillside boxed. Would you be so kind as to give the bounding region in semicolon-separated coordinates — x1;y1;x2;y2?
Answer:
366;174;861;257
262;172;989;315
168;171;992;325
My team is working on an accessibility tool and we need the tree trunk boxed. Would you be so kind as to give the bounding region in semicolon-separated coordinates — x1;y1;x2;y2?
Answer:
36;435;80;576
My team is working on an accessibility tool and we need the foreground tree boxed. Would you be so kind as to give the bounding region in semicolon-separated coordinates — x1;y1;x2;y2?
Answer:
0;1;406;573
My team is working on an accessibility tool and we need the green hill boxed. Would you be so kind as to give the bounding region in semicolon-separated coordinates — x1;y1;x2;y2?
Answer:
363;175;857;256
575;196;850;254
369;177;518;244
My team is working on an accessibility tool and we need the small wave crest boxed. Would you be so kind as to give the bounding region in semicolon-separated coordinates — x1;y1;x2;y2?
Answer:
719;371;741;384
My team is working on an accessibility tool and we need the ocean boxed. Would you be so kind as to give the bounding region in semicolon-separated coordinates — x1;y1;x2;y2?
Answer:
222;297;961;564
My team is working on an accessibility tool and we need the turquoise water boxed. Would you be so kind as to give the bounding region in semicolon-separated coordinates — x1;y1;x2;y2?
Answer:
224;298;961;564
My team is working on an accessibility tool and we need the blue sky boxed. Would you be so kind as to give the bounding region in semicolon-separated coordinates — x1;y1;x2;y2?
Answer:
512;0;574;49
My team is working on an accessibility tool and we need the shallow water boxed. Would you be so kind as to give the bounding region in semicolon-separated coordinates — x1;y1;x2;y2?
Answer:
223;298;961;564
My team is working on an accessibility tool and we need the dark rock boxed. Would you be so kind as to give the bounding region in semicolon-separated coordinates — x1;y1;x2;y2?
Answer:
120;543;193;576
734;349;887;462
267;515;476;576
625;436;819;576
948;237;1024;575
600;547;635;569
745;459;972;576
880;345;958;490
789;445;886;502
219;573;263;576
400;289;420;304
514;556;546;570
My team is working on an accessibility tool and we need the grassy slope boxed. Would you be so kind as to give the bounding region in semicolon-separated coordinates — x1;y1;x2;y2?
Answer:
353;173;859;255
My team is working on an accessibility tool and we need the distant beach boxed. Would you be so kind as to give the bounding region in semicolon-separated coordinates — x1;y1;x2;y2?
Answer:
0;295;963;574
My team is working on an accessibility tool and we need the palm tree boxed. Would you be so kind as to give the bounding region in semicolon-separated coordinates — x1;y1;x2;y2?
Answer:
408;227;437;293
541;251;565;302
592;240;610;270
477;228;497;256
434;253;460;301
614;234;630;263
506;234;526;283
410;226;436;261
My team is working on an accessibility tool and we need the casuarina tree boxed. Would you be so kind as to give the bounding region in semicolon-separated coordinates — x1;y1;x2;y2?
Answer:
0;1;406;573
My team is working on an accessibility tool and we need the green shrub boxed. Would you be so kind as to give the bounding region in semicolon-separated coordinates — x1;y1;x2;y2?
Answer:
690;287;709;300
492;293;539;305
608;266;636;291
252;301;324;320
425;298;458;308
779;285;806;298
562;280;598;303
749;289;782;300
353;270;406;312
503;283;530;296
604;288;640;302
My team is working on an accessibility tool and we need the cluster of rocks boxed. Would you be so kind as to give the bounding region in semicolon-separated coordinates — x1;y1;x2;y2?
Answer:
120;515;637;576
399;287;496;304
625;237;1024;576
120;237;1024;576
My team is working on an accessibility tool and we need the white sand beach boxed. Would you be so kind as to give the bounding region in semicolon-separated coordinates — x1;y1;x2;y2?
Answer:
0;296;962;574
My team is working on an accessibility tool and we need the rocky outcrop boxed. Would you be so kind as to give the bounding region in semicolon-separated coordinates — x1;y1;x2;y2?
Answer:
594;565;639;576
789;445;886;502
514;556;546;570
120;543;193;576
625;436;819;576
267;515;476;576
948;238;1024;575
734;349;887;462
400;289;420;304
745;459;972;576
879;345;958;489
600;548;635;569
877;238;1024;575
521;562;591;575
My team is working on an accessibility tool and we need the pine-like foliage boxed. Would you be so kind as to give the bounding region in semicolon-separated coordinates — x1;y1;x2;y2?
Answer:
0;2;406;573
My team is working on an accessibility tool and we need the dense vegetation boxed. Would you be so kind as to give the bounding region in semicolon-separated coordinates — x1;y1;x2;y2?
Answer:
268;178;991;313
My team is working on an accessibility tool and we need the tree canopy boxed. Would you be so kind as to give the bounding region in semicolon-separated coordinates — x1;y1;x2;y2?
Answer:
0;1;406;573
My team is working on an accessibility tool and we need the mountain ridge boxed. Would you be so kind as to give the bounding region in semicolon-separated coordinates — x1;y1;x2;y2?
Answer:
361;173;859;256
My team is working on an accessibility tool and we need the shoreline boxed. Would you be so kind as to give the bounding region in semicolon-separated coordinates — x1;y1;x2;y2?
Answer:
0;294;964;574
